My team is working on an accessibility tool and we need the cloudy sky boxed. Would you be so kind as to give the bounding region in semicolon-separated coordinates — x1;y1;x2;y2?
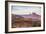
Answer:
11;6;41;15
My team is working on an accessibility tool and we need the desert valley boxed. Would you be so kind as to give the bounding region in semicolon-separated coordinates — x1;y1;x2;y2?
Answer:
12;13;41;28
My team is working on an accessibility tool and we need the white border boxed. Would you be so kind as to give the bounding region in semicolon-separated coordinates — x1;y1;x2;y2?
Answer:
8;2;43;32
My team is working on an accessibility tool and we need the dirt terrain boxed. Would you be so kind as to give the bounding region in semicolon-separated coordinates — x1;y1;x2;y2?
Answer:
12;15;41;28
12;17;41;28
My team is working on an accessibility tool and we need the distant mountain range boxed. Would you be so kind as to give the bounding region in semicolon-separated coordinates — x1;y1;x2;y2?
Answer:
12;13;41;21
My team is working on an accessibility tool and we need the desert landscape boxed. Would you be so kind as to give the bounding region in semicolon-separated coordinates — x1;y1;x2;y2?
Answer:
12;13;41;28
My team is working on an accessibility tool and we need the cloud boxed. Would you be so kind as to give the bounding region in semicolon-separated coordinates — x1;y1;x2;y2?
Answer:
11;6;41;15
